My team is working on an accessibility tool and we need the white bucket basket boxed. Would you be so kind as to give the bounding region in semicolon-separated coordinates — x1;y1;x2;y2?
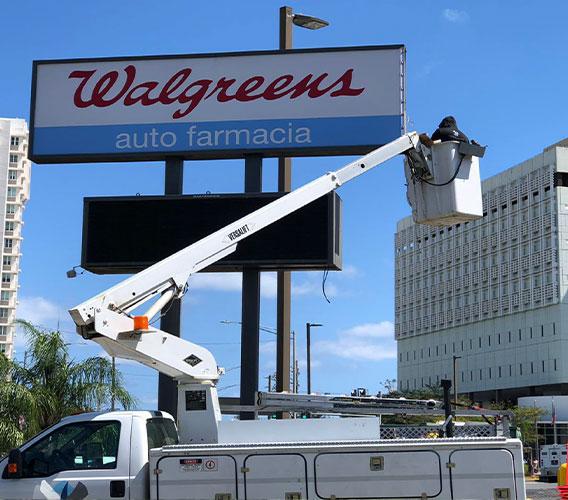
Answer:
405;140;483;226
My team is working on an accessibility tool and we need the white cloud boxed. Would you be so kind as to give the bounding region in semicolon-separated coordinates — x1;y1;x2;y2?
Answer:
14;296;69;348
443;8;468;23
314;321;396;362
342;321;394;338
190;273;242;293
17;296;63;326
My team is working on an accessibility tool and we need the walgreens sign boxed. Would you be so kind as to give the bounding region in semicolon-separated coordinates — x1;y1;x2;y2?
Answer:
30;46;405;162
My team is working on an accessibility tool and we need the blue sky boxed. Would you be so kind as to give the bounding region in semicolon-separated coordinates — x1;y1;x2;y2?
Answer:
2;0;568;408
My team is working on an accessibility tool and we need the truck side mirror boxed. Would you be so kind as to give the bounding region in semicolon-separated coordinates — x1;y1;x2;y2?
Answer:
5;448;23;479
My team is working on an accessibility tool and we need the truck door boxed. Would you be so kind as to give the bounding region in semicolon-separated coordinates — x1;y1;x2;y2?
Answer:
243;454;308;500
449;449;518;500
0;419;128;500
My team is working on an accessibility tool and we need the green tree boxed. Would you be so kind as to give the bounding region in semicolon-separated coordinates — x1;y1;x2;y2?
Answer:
490;402;544;449
0;320;136;454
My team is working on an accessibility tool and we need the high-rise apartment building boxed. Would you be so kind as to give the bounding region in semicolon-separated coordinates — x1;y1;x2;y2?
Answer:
0;118;31;359
395;139;568;402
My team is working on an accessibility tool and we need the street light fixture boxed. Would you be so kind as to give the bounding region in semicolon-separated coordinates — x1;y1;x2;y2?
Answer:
306;322;322;395
292;13;330;30
66;265;84;278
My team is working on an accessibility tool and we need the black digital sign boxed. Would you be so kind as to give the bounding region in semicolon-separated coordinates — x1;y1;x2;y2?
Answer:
82;192;342;274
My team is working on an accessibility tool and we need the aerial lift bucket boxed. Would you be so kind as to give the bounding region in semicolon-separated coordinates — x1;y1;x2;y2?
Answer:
405;140;485;226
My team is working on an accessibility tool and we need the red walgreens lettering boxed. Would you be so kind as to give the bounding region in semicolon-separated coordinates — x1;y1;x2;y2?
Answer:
68;65;365;119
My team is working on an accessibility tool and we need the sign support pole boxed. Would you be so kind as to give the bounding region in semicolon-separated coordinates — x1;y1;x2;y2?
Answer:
276;4;292;416
240;155;262;420
158;157;184;418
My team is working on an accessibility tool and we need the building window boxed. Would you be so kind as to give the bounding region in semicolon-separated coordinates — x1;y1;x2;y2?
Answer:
509;365;512;376
520;363;523;376
0;308;8;318
531;362;534;374
498;366;502;378
479;369;482;380
8;170;17;181
4;239;12;249
0;326;6;335
0;344;5;354
10;137;20;147
554;359;557;371
1;291;10;301
5;221;14;232
542;360;545;372
1;274;11;284
9;154;18;164
2;256;11;266
6;205;16;215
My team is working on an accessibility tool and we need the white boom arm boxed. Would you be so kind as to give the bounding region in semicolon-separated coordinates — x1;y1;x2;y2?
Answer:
70;133;423;385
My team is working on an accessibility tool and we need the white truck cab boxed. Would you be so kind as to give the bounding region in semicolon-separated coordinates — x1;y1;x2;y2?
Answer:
0;411;177;500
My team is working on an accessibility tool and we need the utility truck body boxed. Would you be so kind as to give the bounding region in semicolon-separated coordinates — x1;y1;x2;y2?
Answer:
0;410;525;500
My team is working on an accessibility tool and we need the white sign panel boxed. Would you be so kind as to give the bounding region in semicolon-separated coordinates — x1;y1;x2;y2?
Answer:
30;46;405;162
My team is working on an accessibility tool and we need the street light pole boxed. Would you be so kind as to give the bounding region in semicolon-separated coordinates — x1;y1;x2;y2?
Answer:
276;6;329;402
276;6;293;401
453;355;462;409
306;322;322;394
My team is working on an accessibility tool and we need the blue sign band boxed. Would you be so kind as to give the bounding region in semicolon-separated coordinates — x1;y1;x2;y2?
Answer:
33;116;402;156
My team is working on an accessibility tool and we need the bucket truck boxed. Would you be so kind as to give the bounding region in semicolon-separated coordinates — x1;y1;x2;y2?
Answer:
0;133;526;499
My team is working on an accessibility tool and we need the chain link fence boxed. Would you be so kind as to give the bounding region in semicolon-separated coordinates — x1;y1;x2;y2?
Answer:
380;424;497;440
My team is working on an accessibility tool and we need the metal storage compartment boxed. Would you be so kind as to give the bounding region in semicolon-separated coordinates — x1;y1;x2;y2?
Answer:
155;455;238;499
449;449;518;500
243;454;308;499
314;450;442;499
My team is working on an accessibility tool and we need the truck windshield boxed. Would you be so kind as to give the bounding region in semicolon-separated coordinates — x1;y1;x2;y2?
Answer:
146;418;178;449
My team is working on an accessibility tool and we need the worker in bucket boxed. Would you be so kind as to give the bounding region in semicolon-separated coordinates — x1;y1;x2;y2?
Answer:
432;116;469;143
